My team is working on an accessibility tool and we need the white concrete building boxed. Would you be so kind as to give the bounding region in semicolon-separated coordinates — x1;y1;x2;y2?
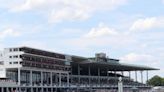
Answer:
0;46;159;92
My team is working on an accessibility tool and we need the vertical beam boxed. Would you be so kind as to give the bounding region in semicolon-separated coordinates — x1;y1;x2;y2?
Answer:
114;70;117;85
146;70;149;84
70;67;72;86
30;70;32;86
59;73;61;86
98;67;100;84
107;68;109;84
25;87;27;92
78;64;80;84
121;71;124;76
18;68;21;85
41;88;43;92
50;72;53;86
67;73;69;86
141;71;143;83
36;87;38;92
1;87;3;92
88;65;91;85
129;71;131;80
31;88;33;92
135;71;137;82
41;71;43;86
6;87;9;92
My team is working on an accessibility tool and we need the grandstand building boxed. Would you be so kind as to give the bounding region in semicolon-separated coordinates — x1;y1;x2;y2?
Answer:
0;47;159;92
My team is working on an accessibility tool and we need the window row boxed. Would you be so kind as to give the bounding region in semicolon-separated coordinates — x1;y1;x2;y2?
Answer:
9;55;21;58
9;48;20;52
20;47;65;59
9;61;20;65
22;61;70;71
21;54;65;65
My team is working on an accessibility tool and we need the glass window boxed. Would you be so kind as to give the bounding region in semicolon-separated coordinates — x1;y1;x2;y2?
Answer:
13;62;18;64
9;49;12;52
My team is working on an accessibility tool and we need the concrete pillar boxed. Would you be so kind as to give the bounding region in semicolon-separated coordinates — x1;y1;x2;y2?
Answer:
46;88;48;92
129;71;131;80
88;65;91;85
118;77;123;92
59;73;61;86
41;71;43;86
6;87;9;92
36;87;38;92
50;72;53;86
135;71;137;82
107;69;109;85
31;88;33;92
1;87;3;92
141;71;143;83
146;70;149;84
18;68;21;85
98;67;100;84
41;88;43;92
67;73;69;86
51;88;53;92
30;70;33;86
25;87;27;92
78;64;80;84
121;71;124;76
114;70;117;85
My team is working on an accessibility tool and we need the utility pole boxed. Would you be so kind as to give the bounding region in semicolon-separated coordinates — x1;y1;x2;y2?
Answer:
118;77;123;92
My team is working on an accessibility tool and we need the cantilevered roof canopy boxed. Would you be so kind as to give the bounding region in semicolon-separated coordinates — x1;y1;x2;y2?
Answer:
72;56;159;71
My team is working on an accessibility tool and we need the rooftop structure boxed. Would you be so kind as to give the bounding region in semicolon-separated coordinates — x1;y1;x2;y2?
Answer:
0;46;159;92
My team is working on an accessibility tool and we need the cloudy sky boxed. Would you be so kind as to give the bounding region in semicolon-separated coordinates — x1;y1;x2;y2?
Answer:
0;0;164;80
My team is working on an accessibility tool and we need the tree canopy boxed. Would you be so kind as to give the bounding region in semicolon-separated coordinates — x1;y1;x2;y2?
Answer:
147;75;164;86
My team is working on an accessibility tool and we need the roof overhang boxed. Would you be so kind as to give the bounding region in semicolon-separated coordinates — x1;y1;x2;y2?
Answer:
77;60;159;71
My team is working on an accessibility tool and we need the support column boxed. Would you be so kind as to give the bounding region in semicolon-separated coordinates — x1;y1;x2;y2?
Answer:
88;65;91;85
36;87;38;92
1;87;3;92
59;73;61;86
50;72;53;86
31;88;33;92
18;68;21;85
24;87;27;92
78;64;80;84
30;70;32;86
98;67;100;84
41;88;43;92
41;71;43;86
67;73;69;86
6;87;9;92
107;68;109;85
135;71;137;82
129;71;131;80
114;70;117;85
146;70;149;84
121;71;124;76
141;71;143;83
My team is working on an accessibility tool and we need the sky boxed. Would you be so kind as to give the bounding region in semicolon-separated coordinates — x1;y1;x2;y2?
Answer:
0;0;164;82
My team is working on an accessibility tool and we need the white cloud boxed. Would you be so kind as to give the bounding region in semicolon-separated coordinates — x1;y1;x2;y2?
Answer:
130;17;164;31
61;23;137;50
10;0;46;12
120;53;157;63
0;28;21;39
84;23;118;38
7;0;127;23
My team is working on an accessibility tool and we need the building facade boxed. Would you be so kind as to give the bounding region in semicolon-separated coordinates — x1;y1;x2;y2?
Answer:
0;47;158;92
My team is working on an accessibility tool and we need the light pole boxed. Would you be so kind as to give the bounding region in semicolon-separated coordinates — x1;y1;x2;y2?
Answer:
118;77;123;92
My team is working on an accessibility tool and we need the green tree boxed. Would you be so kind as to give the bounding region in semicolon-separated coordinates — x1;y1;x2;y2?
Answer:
147;75;164;86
